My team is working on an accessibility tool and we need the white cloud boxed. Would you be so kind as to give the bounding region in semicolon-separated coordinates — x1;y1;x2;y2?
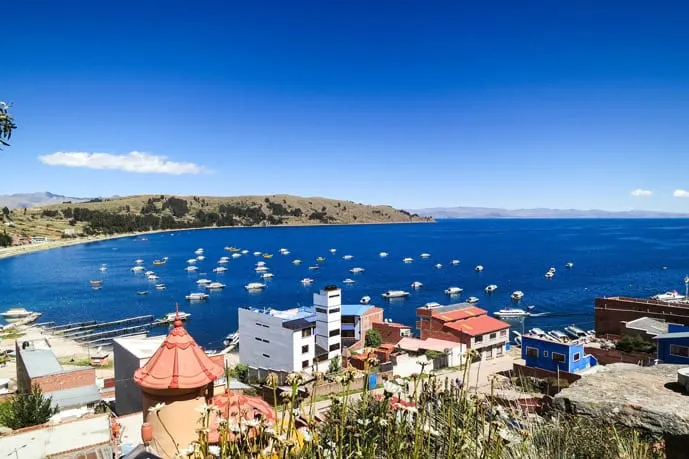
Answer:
630;189;653;197
674;189;689;198
38;151;208;175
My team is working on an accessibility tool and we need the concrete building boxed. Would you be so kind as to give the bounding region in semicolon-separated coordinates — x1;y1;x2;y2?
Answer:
396;337;465;367
595;296;689;336
340;304;384;350
15;339;101;411
622;316;671;341
372;320;412;345
653;324;689;364
113;335;166;416
415;303;510;360
314;286;343;361
522;335;598;374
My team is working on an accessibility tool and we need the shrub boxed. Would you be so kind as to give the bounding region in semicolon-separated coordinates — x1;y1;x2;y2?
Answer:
616;335;655;353
0;385;58;429
365;329;382;348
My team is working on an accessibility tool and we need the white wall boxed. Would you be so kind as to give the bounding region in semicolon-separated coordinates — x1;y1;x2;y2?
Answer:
0;415;111;459
392;354;432;378
314;289;342;360
113;340;145;416
239;309;306;373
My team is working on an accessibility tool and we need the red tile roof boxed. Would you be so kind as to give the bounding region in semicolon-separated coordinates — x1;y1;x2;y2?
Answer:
444;315;510;336
433;307;486;322
134;317;223;390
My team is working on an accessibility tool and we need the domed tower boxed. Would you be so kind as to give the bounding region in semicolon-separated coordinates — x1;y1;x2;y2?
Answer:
134;314;223;457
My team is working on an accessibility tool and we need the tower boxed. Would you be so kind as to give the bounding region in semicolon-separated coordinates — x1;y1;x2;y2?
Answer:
314;285;342;361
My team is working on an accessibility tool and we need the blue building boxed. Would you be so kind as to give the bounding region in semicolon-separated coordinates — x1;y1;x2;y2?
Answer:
653;323;689;364
522;335;597;374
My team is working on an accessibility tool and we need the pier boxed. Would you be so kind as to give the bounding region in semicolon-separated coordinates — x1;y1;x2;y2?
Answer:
45;320;98;332
78;324;153;344
58;315;154;338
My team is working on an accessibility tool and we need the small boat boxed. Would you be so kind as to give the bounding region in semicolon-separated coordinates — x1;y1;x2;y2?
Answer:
316;257;326;263
342;278;355;284
420;253;431;258
342;255;354;260
308;266;320;271
544;271;554;279
253;251;262;256
403;257;413;263
231;253;241;259
350;267;365;273
206;282;226;290
411;281;423;289
511;290;524;301
227;247;241;253
186;292;209;301
279;248;289;254
451;259;460;265
152;259;166;266
1;308;35;319
195;248;204;255
187;259;197;264
494;307;528;318
424;302;441;308
245;282;266;291
131;266;145;272
89;280;103;286
379;252;389;257
213;267;228;273
256;261;266;267
529;327;547;337
196;279;212;285
564;325;588;339
548;267;556;273
223;332;239;348
241;250;249;254
185;266;199;272
92;286;102;291
135;259;144;265
137;291;149;296
512;331;523;346
467;296;479;304
281;250;290;255
147;274;160;281
382;290;410;299
255;266;269;272
565;262;574;268
485;284;498;293
196;255;205;261
652;291;685;302
144;271;155;276
217;259;229;264
261;273;274;279
435;263;442;269
360;296;371;305
99;266;107;272
155;283;166;290
474;265;484;272
218;256;229;262
330;248;337;254
548;330;569;342
153;312;191;326
445;287;464;295
262;253;273;259
292;259;302;265
301;278;314;284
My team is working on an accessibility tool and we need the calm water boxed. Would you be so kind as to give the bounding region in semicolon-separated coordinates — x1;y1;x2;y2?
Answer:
1;219;689;348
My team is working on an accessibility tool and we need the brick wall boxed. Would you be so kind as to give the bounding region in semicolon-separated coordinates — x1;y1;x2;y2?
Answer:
372;322;410;345
584;347;655;366
595;297;689;335
512;363;582;384
32;368;96;393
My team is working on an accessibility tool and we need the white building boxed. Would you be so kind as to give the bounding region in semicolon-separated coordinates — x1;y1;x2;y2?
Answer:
113;335;166;416
239;286;344;373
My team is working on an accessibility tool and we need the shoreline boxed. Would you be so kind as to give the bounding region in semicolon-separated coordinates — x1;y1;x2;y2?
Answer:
0;220;432;261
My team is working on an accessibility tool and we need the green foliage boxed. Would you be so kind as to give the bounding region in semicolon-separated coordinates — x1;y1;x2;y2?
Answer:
1;207;9;217
0;102;17;149
1;385;58;429
365;329;382;348
616;335;656;353
228;363;249;383
424;349;443;361
328;355;341;374
0;231;11;247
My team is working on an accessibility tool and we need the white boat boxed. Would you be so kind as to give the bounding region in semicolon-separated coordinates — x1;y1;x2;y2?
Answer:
256;261;266;267
360;295;371;305
217;259;229;264
155;283;167;290
185;292;209;301
513;331;522;346
241;250;249;254
147;274;160;281
131;266;145;272
511;291;524;301
261;273;274;279
255;266;269;272
548;267;556;274
330;248;337;254
467;296;479;304
485;284;498;293
245;282;266;291
231;253;242;258
474;265;484;272
153;312;190;325
196;279;212;285
548;330;569;342
544;271;554;279
411;281;423;289
292;259;302;265
99;266;107;272
420;253;431;258
253;251;262;256
194;248;204;255
424;302;441;308
279;248;289;254
308;266;319;270
494;307;529;318
565;262;574;268
652;291;685;302
206;282;226;290
1;308;35;319
300;278;314;284
379;252;389;257
403;257;413;263
187;259;197;264
445;287;464;295
196;255;205;261
435;263;443;269
350;267;365;273
564;325;588;339
145;271;155;276
342;278;356;284
223;332;239;348
382;290;410;299
185;266;199;272
342;255;354;260
529;328;547;337
451;259;460;265
213;266;228;273
135;259;144;264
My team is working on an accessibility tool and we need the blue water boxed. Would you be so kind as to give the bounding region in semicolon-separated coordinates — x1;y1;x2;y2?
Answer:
1;219;689;348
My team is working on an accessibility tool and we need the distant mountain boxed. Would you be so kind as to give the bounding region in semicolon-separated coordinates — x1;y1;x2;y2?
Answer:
0;192;89;209
409;206;689;219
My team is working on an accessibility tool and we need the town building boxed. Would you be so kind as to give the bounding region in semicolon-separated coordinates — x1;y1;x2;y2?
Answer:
622;316;671;341
595;296;689;336
372;320;412;345
396;337;465;367
521;335;598;374
653;324;689;364
415;303;510;360
113;335;166;416
15;339;101;412
340;304;383;350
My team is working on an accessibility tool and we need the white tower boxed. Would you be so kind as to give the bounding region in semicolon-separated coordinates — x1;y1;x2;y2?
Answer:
314;286;342;361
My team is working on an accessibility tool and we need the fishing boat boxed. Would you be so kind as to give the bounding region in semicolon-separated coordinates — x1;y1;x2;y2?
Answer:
1;308;35;319
350;267;365;273
153;312;191;326
195;248;204;255
155;283;167;290
467;296;479;304
226;247;241;253
137;291;149;296
131;266;145;272
565;262;574;268
403;257;413;263
342;278;355;284
300;278;314;284
316;257;326;263
475;265;484;272
564;325;588;339
152;259;166;266
262;253;273;259
382;290;410;299
342;255;354;260
420;253;431;258
435;263;443;269
245;282;266;291
360;296;371;305
444;287;463;295
89;280;103;287
451;259;460;265
213;267;227;273
411;281;423;289
292;259;302;265
511;291;524;301
379;252;389;257
493;307;529;318
485;284;498;293
206;282;226;290
186;292;209;301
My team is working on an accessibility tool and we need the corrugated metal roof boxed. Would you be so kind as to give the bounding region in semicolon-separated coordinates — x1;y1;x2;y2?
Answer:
340;304;373;317
625;317;669;335
19;348;62;378
282;317;316;331
48;384;102;409
653;331;689;340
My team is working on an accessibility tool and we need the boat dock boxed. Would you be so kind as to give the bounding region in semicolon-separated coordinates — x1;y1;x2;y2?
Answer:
41;315;156;345
78;324;153;344
54;316;154;338
44;320;98;332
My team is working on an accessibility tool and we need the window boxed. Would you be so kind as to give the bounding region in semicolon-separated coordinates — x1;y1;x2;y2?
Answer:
341;316;356;324
496;346;503;355
330;308;340;314
341;330;355;338
401;329;412;337
543;351;549;357
475;335;483;343
262;353;270;358
552;352;566;363
526;347;538;358
302;360;310;369
254;337;269;343
302;328;312;338
316;307;327;314
489;333;496;340
329;343;340;352
670;345;689;358
573;352;581;362
302;345;309;354
256;322;269;328
500;330;507;337
329;328;340;337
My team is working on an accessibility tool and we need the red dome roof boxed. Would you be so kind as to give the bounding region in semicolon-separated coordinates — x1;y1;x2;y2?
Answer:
134;315;223;390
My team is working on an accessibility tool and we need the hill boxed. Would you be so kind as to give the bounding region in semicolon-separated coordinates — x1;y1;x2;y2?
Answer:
0;192;89;209
3;194;430;239
410;206;689;219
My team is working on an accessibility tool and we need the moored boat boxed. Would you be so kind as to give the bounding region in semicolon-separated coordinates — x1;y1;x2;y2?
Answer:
89;280;103;287
451;259;460;265
379;252;389;257
205;282;226;290
467;296;479;304
411;281;423;289
494;307;529;318
300;278;314;285
548;330;570;342
511;290;524;301
564;325;588;339
565;262;574;268
245;282;266;291
155;283;167;290
420;253;431;258
475;265;484;272
403;257;413;263
382;290;410;299
360;295;371;305
342;255;354;260
342;278;355;284
445;287;463;295
350;267;365;273
1;308;36;319
186;292;209;301
485;284;498;293
153;312;191;326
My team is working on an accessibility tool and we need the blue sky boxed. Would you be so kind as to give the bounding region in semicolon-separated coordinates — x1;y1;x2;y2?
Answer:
3;1;689;211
